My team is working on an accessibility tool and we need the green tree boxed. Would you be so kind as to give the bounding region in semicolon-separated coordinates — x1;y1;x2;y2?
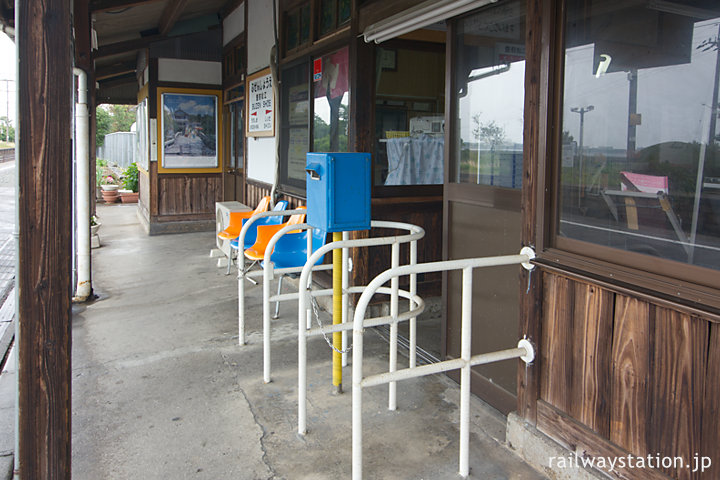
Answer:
109;104;136;132
96;104;137;147
96;106;112;147
0;117;15;143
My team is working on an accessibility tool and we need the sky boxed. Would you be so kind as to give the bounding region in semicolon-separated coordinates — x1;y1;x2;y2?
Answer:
0;33;15;128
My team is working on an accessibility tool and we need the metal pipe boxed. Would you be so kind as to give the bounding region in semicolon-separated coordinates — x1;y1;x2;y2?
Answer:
236;209;305;344
332;231;343;392
238;266;246;345
351;248;536;478
359;347;529;388
388;242;399;411
305;292;425;336
351;302;364;480
409;240;417;368
342;231;349;367
258;220;315;381
298;220;425;435
263;248;272;383
72;67;91;302
459;267;472;478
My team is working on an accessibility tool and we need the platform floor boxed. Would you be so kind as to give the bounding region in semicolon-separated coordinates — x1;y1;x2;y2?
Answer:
67;203;546;479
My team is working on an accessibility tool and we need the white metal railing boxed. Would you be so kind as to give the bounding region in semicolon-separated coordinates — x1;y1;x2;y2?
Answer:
238;218;426;393
351;247;537;480
296;221;425;435
236;208;307;343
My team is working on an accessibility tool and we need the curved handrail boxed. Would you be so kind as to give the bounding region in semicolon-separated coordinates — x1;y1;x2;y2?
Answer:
350;248;536;480
297;220;425;435
236;208;306;344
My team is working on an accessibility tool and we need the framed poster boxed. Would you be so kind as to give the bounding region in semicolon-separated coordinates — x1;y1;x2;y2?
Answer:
246;68;275;137
157;87;222;173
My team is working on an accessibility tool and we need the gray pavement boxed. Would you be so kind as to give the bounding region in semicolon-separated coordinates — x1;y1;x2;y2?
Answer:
3;202;548;479
0;160;13;479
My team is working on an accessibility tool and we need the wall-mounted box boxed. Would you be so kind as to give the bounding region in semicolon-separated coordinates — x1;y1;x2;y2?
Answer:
306;152;371;232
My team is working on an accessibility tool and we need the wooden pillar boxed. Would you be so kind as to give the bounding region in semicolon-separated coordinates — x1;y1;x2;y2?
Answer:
17;0;73;477
517;0;546;425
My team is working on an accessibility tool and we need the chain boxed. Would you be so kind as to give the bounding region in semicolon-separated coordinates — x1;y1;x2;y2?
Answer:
310;291;353;355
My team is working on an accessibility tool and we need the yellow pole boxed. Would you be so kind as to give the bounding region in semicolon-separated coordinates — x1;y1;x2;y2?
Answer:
333;231;343;393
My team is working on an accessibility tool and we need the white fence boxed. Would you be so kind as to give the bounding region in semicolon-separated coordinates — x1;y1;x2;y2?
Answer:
97;131;136;168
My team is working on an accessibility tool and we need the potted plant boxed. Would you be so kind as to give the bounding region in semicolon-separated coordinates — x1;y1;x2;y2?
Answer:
119;162;139;203
100;174;119;202
90;215;101;236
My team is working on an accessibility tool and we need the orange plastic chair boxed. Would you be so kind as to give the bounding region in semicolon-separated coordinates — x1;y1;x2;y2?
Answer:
244;207;307;261
218;196;271;241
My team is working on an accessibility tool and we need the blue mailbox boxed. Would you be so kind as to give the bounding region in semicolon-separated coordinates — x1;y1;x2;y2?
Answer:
305;152;371;232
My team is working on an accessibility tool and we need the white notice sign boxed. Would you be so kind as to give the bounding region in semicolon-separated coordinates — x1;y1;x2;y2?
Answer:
247;68;275;137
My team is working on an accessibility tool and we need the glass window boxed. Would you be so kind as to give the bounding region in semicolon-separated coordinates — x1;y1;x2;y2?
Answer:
300;4;311;45
338;0;351;24
286;10;299;51
374;46;446;186
279;47;351;194
557;0;720;271
319;0;337;36
452;1;525;187
313;47;349;152
285;4;311;54
280;62;310;190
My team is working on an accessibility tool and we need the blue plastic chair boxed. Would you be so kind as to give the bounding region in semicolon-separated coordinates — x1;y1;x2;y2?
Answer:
263;227;327;318
229;200;288;273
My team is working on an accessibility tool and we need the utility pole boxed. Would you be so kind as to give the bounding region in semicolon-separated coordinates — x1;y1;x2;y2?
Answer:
571;105;594;207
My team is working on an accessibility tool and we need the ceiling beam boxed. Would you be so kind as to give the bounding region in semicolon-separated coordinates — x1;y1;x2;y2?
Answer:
93;34;163;58
90;0;163;13
97;72;137;89
158;0;189;36
95;61;137;80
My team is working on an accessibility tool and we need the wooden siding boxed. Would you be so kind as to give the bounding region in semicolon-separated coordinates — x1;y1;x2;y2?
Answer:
139;169;150;212
158;174;222;216
538;270;716;480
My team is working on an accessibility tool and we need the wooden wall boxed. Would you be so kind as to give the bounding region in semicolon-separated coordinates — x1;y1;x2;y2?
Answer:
157;174;222;219
537;270;719;480
138;169;150;221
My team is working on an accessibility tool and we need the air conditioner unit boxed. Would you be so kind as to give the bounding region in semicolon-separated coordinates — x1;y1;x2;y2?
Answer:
215;201;251;259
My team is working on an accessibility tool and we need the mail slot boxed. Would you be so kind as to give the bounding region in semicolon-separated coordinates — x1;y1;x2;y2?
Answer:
305;152;371;232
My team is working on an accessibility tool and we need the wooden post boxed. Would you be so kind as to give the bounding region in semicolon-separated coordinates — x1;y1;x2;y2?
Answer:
17;0;73;477
517;0;546;425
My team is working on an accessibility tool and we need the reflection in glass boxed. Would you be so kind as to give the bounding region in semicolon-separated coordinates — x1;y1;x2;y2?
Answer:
453;0;525;187
374;46;446;186
280;62;309;187
313;47;349;153
559;0;720;270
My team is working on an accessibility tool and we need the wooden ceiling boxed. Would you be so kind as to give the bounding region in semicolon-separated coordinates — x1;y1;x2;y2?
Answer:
0;0;240;103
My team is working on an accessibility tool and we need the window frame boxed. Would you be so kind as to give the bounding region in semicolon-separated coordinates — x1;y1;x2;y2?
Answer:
277;43;352;197
538;0;720;312
371;38;446;197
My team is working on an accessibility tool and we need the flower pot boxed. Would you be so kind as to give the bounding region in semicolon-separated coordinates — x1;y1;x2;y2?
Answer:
101;190;119;203
101;184;119;192
119;190;139;203
90;223;101;236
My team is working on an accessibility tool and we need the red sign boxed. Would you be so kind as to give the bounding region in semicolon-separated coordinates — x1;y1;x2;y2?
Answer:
313;58;322;82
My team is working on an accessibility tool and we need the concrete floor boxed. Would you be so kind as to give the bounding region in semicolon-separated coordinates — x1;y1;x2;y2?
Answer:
70;203;548;480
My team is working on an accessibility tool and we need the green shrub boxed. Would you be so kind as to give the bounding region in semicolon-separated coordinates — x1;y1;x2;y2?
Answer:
122;162;139;192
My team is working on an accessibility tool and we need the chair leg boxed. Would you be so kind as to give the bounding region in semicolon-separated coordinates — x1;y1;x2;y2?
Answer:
226;247;235;275
272;275;283;319
242;260;259;285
